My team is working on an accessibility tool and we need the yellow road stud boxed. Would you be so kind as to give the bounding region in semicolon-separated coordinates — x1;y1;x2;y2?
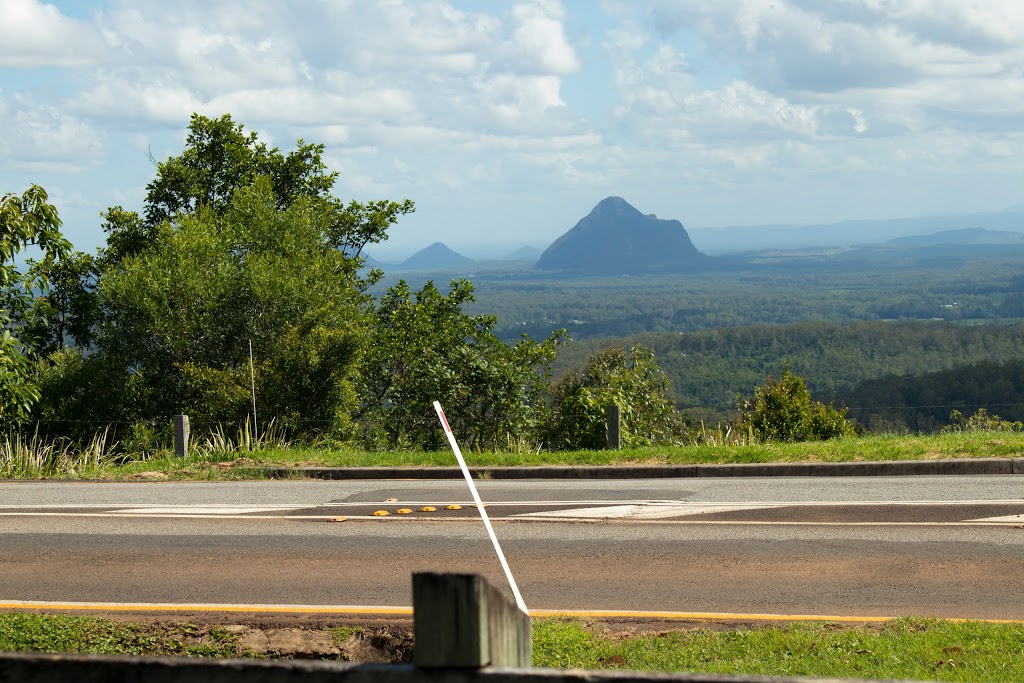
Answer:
372;510;390;516
330;517;346;522
472;503;488;508
396;508;413;514
420;506;437;512
386;498;398;502
446;504;462;510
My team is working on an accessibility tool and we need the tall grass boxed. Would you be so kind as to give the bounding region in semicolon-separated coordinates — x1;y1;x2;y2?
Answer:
0;428;116;478
688;421;757;447
192;418;290;459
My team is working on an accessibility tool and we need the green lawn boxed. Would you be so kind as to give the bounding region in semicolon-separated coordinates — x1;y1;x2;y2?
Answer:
3;613;1023;681
3;430;1022;480
533;618;1024;682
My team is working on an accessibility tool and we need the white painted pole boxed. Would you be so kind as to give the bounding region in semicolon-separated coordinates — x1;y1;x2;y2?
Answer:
433;400;528;615
249;339;258;442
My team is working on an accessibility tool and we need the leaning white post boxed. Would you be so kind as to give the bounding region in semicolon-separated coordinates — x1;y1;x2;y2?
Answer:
433;401;529;614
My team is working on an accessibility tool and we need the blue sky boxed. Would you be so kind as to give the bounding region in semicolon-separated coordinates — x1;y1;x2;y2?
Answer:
4;1;1024;259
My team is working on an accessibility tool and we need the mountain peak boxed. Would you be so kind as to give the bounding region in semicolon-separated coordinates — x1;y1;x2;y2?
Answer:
590;196;642;218
397;242;474;272
536;197;707;274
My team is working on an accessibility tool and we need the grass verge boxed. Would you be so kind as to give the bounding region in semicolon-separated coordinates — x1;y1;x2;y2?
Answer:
3;429;1023;480
248;430;1024;468
3;614;1024;682
0;613;242;657
533;618;1024;681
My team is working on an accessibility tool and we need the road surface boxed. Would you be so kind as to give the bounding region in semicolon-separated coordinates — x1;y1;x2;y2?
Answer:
1;476;1022;619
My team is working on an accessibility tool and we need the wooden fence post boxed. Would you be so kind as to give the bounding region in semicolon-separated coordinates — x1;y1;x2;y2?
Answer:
173;415;190;458
606;405;621;450
413;572;531;669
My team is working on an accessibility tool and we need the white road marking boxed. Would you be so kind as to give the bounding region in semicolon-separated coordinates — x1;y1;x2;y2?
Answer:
966;514;1024;523
514;503;780;520
113;506;299;515
0;501;1022;525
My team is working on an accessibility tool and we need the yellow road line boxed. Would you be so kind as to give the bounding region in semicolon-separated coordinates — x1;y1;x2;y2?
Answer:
0;601;412;615
0;600;1019;623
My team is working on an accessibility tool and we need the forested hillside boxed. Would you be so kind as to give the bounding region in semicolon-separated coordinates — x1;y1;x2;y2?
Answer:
552;320;1024;429
839;359;1024;432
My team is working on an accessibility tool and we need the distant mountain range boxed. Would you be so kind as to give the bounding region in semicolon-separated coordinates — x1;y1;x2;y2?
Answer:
886;227;1024;246
365;199;1024;276
687;206;1024;254
536;197;707;274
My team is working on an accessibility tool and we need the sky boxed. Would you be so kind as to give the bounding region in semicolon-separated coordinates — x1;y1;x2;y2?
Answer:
4;0;1024;259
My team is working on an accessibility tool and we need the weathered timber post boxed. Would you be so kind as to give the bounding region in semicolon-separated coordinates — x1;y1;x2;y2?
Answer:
413;572;531;669
606;405;621;450
172;414;190;458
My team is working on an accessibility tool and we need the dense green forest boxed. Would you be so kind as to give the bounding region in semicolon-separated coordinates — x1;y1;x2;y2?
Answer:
409;258;1024;342
839;359;1024;432
550;320;1024;431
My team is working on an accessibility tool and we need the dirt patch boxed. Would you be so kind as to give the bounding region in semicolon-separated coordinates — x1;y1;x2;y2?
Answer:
581;618;884;639
124;471;170;481
227;624;413;661
10;610;415;661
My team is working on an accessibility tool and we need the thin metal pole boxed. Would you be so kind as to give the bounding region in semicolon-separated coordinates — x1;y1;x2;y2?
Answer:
433;401;528;614
249;339;258;442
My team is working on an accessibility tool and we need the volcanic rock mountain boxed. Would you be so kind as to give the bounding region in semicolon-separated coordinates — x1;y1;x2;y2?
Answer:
397;242;475;271
536;197;707;273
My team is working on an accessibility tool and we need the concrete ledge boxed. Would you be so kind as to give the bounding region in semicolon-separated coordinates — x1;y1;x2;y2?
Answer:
252;458;1020;481
0;652;888;683
694;458;1014;478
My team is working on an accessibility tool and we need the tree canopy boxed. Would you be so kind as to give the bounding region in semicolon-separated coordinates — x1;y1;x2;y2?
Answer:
33;114;414;439
545;345;683;449
0;185;70;427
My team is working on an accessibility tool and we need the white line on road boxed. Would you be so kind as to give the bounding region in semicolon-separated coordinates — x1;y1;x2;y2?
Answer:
513;503;780;520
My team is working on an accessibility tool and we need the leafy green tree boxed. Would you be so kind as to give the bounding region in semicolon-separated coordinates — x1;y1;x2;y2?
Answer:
738;365;853;442
102;113;412;267
358;279;566;450
0;185;70;427
97;179;370;434
35;114;413;438
23;250;100;353
546;345;684;449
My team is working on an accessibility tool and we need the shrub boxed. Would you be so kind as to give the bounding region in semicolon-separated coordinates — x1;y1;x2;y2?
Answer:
945;408;1023;432
546;345;685;449
739;366;854;442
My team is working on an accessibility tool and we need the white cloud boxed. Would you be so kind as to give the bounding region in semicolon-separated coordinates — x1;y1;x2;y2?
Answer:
0;0;106;68
0;93;103;170
56;0;589;149
508;1;581;74
591;0;1024;188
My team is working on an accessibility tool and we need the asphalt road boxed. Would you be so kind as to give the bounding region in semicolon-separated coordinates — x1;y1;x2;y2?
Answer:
2;476;1023;619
